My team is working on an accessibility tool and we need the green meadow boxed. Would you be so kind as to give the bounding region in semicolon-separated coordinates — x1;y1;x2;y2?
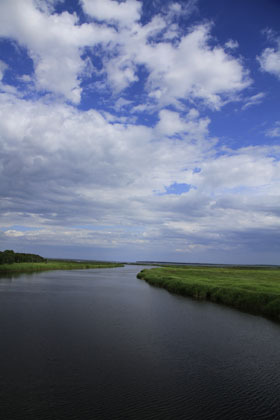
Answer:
0;260;123;273
137;265;280;321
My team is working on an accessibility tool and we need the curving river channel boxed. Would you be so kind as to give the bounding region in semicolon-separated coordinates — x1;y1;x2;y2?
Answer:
0;265;280;419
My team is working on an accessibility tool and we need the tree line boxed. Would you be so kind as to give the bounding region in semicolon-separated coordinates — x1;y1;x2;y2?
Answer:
0;250;46;264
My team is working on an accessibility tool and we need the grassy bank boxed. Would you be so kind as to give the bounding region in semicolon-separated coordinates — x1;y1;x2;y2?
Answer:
0;260;123;273
137;266;280;321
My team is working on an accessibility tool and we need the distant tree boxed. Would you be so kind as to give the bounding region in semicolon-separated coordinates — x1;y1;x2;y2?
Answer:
0;250;46;265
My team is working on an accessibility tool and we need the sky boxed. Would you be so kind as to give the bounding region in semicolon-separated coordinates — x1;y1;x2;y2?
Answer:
0;0;280;264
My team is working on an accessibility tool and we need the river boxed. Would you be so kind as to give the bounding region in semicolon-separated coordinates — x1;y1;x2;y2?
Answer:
0;265;279;419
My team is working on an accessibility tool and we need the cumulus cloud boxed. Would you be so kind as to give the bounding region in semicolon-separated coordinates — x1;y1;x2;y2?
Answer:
156;108;210;138
81;0;142;27
0;0;114;103
0;1;279;263
258;48;280;78
225;39;239;50
1;91;280;260
101;20;250;109
0;0;250;108
146;24;250;109
0;92;211;205
258;34;280;79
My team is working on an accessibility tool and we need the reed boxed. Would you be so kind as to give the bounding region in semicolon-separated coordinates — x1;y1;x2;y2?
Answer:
0;260;123;273
137;265;280;321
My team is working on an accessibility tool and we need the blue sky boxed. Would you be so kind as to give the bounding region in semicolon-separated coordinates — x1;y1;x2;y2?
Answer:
0;0;280;263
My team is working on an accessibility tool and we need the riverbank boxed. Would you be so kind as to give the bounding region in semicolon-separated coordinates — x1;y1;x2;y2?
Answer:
137;266;280;321
0;260;124;273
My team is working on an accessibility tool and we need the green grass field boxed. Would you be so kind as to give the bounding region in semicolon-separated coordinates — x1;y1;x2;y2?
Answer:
0;260;123;273
137;265;280;321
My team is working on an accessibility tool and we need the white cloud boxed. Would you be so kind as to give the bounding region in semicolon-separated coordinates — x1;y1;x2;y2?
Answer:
114;97;134;111
156;108;210;138
102;21;250;109
0;0;114;103
4;230;25;238
0;60;19;95
0;1;279;263
0;91;280;261
81;0;142;27
242;92;266;110
266;121;280;138
225;39;239;50
0;0;250;109
0;92;209;204
0;60;8;80
188;147;280;192
258;37;280;79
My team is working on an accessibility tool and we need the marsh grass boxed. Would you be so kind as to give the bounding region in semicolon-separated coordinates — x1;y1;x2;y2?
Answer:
137;266;280;321
0;260;123;273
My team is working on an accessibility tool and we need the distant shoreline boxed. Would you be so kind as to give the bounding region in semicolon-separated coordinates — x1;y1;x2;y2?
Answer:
0;260;124;273
136;261;280;268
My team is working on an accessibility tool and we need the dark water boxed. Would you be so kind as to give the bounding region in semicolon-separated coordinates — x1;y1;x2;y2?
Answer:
0;265;280;420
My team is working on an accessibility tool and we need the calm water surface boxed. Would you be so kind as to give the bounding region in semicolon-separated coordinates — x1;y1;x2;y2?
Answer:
0;265;280;419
